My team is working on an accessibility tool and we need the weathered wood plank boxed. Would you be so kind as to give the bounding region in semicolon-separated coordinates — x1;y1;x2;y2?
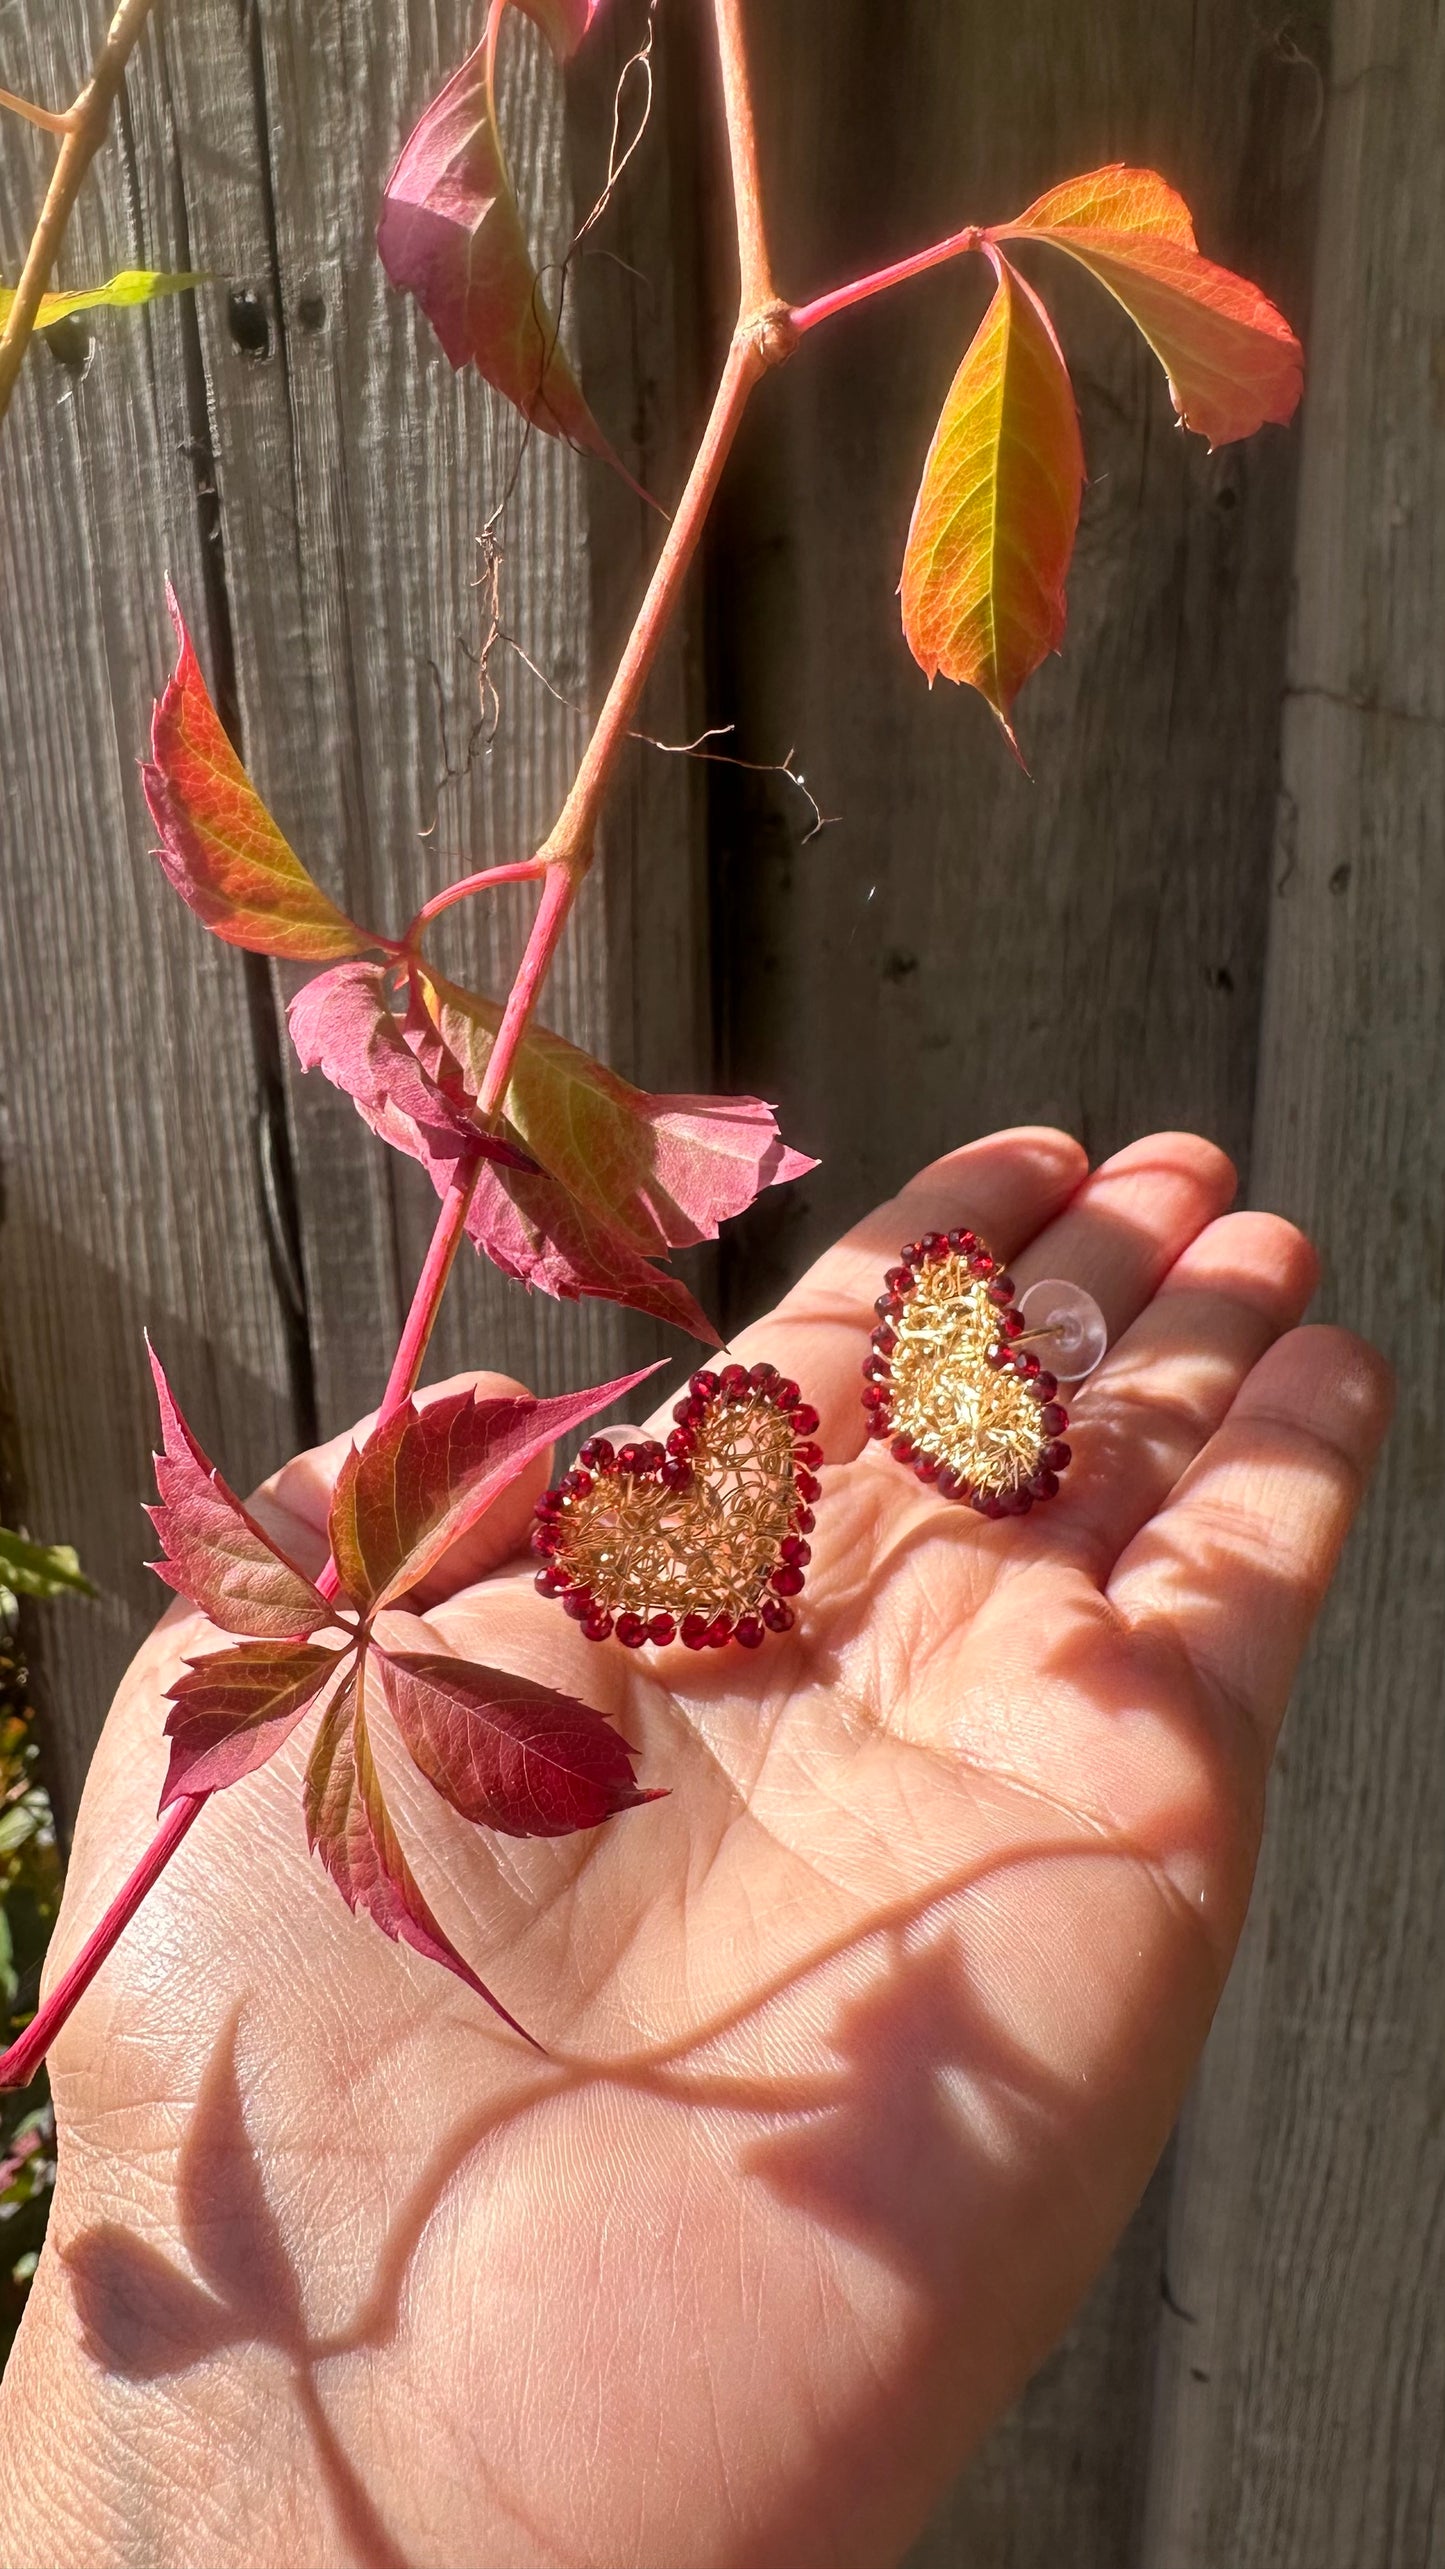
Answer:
1142;0;1445;2554
713;7;1323;2560
0;4;299;1818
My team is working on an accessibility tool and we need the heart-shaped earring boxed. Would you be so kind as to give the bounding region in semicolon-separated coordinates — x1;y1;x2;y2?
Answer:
862;1231;1105;1517
532;1363;824;1651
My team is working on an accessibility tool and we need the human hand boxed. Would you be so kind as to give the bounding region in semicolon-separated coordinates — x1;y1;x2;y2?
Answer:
0;1129;1391;2569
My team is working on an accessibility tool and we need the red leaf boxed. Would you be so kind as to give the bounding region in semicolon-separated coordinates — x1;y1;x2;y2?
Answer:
145;1344;336;1639
328;1365;660;1613
421;973;816;1256
375;1648;663;1836
305;1664;538;2044
377;0;610;453
463;1159;724;1343
900;245;1083;747
161;1641;345;1810
508;0;606;56
287;961;537;1181
143;591;373;963
996;167;1303;449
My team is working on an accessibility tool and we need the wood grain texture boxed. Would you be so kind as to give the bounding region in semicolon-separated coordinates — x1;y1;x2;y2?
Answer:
0;2;297;1819
706;9;1323;2564
1143;0;1445;2557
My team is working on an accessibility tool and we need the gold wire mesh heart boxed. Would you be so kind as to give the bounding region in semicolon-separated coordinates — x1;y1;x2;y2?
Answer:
863;1233;1072;1514
533;1370;822;1650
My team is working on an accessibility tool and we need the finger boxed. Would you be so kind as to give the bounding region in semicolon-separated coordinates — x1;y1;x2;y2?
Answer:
1009;1129;1238;1349
1036;1210;1319;1579
248;1369;549;1596
1108;1325;1393;1754
645;1127;1088;1451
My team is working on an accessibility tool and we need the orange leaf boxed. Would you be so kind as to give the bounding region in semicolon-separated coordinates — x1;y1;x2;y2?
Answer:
900;246;1083;749
996;166;1302;449
144;592;373;962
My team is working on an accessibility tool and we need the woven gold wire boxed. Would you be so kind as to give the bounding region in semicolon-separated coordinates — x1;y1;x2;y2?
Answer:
887;1250;1050;1496
555;1397;800;1619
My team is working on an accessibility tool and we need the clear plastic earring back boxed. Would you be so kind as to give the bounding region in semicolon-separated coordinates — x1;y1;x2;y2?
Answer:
1015;1279;1108;1382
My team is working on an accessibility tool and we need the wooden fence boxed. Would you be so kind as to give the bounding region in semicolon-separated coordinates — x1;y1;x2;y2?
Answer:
1;0;1440;2559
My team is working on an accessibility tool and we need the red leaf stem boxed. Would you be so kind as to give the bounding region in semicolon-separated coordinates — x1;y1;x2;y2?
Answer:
0;1796;205;2092
405;859;549;945
790;224;983;335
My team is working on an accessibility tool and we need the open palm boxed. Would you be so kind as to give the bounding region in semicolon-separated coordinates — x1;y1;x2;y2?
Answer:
0;1128;1389;2569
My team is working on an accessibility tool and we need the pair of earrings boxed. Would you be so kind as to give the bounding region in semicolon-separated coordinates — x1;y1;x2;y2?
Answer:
531;1234;1105;1652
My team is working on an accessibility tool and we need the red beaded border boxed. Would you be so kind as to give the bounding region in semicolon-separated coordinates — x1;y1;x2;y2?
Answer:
531;1361;823;1650
861;1229;1072;1516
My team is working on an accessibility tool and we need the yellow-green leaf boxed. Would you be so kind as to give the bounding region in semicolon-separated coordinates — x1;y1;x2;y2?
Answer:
0;268;203;330
900;246;1084;752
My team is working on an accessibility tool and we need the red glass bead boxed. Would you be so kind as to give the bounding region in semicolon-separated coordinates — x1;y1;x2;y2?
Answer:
997;1309;1024;1339
639;1441;667;1472
578;1436;615;1473
1031;1370;1058;1401
706;1615;734;1648
862;1355;890;1383
1039;1403;1068;1437
1043;1439;1072;1472
530;1524;562;1558
774;1378;802;1410
884;1264;914;1294
667;1425;696;1458
1013;1350;1040;1379
1030;1469;1060;1501
534;1566;567;1597
890;1435;915;1464
987;1274;1016;1305
861;1386;889;1414
948;1227;978;1255
985;1341;1011;1370
794;1469;822;1504
770;1562;806;1597
690;1370;720;1400
779;1535;811;1568
735;1614;765;1649
563;1467;593;1496
582;1607;614;1641
874;1293;902;1323
900;1240;925;1266
871;1325;898;1356
615;1445;643;1474
615;1612;648;1648
761;1596;795;1633
680;1613;711;1650
974;1491;1006;1520
791;1505;816;1534
749;1360;779;1387
793;1446;824;1475
563;1587;595;1620
968;1249;996;1277
920;1231;947;1259
864;1413;891;1439
660;1457;693;1493
648;1613;677;1646
789;1402;820;1437
914;1452;941;1483
936;1466;961;1499
534;1488;564;1520
719;1363;750;1400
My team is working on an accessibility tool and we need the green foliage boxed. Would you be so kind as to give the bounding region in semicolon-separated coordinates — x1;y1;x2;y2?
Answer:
0;1552;73;2362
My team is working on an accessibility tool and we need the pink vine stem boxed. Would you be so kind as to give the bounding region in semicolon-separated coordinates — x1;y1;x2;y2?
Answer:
789;223;983;335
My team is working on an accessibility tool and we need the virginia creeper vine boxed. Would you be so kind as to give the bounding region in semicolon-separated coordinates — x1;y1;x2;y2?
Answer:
0;0;1303;2082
